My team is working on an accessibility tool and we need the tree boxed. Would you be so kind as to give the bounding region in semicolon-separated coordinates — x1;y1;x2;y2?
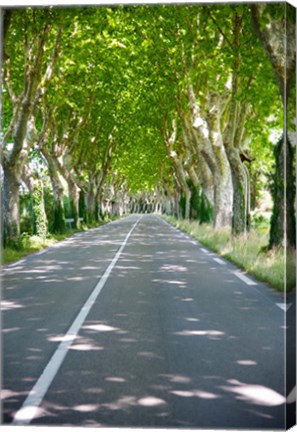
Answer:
251;2;296;248
1;8;62;243
1;3;287;244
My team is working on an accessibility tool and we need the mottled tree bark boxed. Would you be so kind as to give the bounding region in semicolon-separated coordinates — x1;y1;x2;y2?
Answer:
86;175;97;224
251;3;296;248
2;17;61;241
41;148;66;233
3;165;20;244
68;181;81;229
186;88;232;229
164;120;192;220
32;180;48;239
226;148;248;235
269;134;296;249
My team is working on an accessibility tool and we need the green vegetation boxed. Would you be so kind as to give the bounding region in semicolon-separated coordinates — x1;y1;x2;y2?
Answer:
1;3;295;290
164;216;295;292
3;234;67;265
2;217;119;265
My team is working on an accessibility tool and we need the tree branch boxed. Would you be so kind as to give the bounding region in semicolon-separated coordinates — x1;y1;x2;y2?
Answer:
208;11;233;49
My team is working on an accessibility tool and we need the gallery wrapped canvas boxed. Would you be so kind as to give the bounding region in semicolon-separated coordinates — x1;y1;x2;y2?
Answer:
0;0;296;430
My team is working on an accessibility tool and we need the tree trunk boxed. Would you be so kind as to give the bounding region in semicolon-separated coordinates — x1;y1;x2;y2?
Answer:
251;4;296;249
213;173;233;229
185;188;191;220
79;190;87;225
227;149;248;235
2;27;51;243
86;183;96;224
243;164;251;231
186;89;233;228
41;149;66;233
68;181;80;229
174;192;181;218
32;180;48;239
95;188;104;221
52;188;66;234
269;134;296;249
3;165;20;244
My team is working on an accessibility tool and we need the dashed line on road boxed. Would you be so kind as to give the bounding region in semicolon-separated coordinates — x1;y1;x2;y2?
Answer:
36;250;46;256
157;216;284;311
276;303;292;312
8;259;26;268
12;215;143;426
233;270;257;286
213;257;226;266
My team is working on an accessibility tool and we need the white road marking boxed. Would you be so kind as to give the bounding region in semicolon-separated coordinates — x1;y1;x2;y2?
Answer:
276;303;292;312
233;270;257;286
8;259;25;268
155;217;282;308
213;258;226;266
12;216;143;426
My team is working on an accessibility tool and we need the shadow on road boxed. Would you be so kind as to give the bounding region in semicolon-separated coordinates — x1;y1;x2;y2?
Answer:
2;217;287;428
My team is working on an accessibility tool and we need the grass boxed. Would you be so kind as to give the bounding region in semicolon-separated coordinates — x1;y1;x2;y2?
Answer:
3;214;295;293
2;219;111;265
163;215;296;293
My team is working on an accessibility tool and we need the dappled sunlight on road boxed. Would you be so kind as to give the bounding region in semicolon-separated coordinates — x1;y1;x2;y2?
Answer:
105;377;126;383
159;264;188;272
174;329;225;337
170;389;221;399
160;374;191;384
1;300;25;311
2;215;286;428
83;323;120;333
17;302;285;428
2;222;136;424
73;403;100;412
138;396;167;406
1;389;29;401
137;351;164;360
220;379;286;407
236;360;257;366
152;278;187;287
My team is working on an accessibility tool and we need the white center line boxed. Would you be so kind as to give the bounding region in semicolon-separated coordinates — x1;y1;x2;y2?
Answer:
12;216;142;426
233;270;257;286
200;248;209;254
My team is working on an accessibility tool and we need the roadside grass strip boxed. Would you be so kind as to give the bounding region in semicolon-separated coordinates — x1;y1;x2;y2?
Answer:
161;215;295;292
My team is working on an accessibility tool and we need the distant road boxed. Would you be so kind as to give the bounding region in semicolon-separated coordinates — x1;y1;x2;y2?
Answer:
2;214;287;428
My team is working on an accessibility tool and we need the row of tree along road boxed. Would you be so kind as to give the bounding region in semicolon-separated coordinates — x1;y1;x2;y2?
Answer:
1;3;296;250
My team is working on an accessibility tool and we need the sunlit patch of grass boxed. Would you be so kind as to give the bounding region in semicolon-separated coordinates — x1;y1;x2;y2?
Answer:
163;216;295;292
3;234;65;265
2;221;108;265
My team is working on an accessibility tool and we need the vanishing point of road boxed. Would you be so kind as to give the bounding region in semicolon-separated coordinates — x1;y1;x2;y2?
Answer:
1;214;289;428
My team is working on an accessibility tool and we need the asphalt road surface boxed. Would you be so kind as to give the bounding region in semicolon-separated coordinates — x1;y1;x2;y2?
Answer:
1;214;291;428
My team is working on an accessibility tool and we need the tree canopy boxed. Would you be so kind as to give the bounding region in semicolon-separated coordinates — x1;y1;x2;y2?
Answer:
1;3;295;248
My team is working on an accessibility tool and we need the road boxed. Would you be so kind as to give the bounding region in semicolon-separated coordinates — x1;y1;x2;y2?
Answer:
1;214;290;428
